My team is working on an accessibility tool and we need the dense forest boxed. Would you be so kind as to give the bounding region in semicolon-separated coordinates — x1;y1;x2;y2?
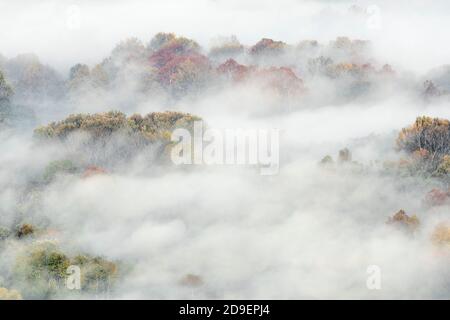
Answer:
0;30;449;299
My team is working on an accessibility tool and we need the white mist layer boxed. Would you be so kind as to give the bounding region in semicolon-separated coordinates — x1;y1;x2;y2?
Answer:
1;0;449;300
1;0;450;74
1;95;449;298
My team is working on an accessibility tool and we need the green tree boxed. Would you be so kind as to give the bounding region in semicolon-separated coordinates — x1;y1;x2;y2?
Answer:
0;70;13;103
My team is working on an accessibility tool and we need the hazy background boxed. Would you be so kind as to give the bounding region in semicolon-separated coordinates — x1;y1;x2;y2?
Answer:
0;0;449;299
1;0;449;74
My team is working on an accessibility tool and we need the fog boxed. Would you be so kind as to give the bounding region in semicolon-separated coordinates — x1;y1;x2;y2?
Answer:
0;0;449;299
1;0;450;73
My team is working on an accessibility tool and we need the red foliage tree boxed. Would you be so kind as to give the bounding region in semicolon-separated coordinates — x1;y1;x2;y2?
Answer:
424;188;450;207
148;35;211;95
253;66;305;96
217;59;304;96
216;59;253;82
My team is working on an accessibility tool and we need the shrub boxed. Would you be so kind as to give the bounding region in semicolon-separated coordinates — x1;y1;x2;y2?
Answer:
14;242;118;298
179;274;203;288
72;255;118;292
15;243;71;283
15;223;35;238
386;209;420;234
319;155;334;165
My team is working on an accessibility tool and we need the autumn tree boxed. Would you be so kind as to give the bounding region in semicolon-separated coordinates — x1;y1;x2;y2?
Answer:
148;33;211;97
67;63;91;91
2;54;63;101
111;37;147;66
397;116;450;175
249;38;287;56
387;209;420;234
34;111;201;166
209;35;244;59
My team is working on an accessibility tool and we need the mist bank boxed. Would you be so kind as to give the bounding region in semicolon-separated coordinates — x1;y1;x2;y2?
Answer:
0;4;450;299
